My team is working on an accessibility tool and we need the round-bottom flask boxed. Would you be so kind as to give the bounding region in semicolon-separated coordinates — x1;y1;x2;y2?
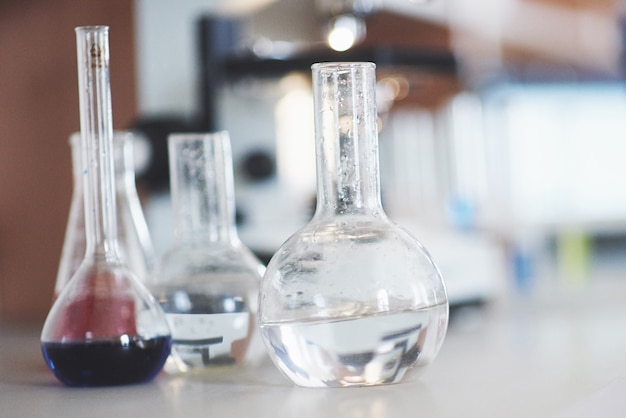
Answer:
258;62;449;388
41;26;171;387
149;132;264;373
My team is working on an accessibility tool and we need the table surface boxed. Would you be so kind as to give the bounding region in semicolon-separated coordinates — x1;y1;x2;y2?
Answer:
2;276;626;418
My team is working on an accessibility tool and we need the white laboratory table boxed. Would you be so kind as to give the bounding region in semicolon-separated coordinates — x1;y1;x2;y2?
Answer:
2;275;626;418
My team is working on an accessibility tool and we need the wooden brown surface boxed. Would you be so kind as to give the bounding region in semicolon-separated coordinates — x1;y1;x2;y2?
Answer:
0;0;137;323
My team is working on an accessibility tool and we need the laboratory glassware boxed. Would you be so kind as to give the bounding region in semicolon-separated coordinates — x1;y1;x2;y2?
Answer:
54;131;155;298
148;132;264;373
41;26;171;387
258;62;449;388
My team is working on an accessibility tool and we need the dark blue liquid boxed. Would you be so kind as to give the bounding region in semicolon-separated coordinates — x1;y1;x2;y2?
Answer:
41;336;171;387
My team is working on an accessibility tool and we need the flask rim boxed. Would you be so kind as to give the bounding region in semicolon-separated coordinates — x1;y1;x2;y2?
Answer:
168;131;230;144
75;25;109;34
311;62;376;72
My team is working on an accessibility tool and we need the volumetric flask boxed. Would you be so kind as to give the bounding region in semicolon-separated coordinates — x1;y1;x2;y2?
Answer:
258;62;449;388
41;26;171;387
54;131;155;298
148;132;264;373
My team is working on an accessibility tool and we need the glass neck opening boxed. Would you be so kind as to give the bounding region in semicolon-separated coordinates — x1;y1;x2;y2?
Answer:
76;26;122;261
312;62;383;218
168;132;238;245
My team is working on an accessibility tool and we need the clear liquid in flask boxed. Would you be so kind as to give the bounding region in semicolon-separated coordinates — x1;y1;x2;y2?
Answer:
156;285;254;370
260;304;448;387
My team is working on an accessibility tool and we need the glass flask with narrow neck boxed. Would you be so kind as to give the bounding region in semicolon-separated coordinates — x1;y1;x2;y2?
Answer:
40;26;171;387
148;132;264;373
258;62;449;388
54;131;155;298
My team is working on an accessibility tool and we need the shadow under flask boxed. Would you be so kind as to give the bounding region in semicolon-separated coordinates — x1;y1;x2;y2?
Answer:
54;131;155;298
258;62;449;388
40;26;171;387
148;132;264;373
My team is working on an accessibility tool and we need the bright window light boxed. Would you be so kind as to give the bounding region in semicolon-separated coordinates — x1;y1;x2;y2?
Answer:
328;27;356;51
326;14;365;52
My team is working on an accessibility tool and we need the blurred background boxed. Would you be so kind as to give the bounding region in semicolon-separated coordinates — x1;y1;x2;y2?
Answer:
2;0;626;324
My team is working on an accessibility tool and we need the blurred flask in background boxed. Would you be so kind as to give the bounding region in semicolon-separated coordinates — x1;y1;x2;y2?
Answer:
54;130;155;297
148;131;264;373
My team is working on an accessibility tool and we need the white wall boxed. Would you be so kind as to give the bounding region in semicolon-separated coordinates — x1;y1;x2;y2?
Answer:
482;83;626;230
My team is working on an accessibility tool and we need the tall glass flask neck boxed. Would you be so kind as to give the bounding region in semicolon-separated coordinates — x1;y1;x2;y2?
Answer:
168;132;238;244
312;62;383;217
75;26;120;260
